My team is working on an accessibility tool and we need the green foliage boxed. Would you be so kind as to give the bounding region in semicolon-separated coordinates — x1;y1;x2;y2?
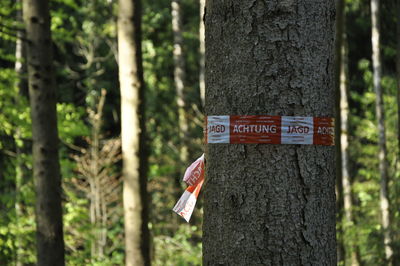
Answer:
338;0;400;263
347;56;399;265
1;0;398;264
57;103;90;143
153;225;202;266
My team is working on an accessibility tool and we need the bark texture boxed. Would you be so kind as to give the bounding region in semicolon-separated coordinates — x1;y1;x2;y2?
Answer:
118;0;150;265
203;1;336;265
370;0;393;263
23;0;65;265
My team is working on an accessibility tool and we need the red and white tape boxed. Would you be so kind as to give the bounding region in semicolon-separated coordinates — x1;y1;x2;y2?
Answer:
206;115;334;145
173;115;333;222
173;154;205;222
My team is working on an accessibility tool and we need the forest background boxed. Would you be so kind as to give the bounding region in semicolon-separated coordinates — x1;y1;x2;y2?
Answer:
0;0;399;265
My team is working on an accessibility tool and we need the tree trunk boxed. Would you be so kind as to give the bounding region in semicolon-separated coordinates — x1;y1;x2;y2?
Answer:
199;0;206;108
172;0;189;165
15;0;28;99
370;0;393;263
23;0;65;265
339;20;359;266
117;0;150;265
396;1;400;263
398;0;400;160
203;1;336;265
14;1;28;265
335;0;360;264
89;90;107;260
334;0;345;262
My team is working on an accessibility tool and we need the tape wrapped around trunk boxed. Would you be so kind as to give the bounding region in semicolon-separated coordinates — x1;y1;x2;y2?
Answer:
205;115;334;146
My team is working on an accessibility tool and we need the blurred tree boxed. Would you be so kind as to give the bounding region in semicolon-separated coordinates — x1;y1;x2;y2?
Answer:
172;0;189;168
370;0;394;263
117;0;150;265
69;90;122;261
203;0;336;264
396;1;400;263
13;0;28;265
22;0;65;265
0;2;37;261
397;0;400;182
335;0;346;263
335;0;360;265
199;0;205;108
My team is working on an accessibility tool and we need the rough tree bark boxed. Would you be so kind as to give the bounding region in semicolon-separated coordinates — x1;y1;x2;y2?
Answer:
203;1;336;265
370;0;393;263
118;0;150;265
172;0;189;165
23;0;65;265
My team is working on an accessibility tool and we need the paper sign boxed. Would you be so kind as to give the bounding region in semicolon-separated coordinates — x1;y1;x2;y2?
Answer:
173;154;205;222
183;154;205;186
172;179;204;222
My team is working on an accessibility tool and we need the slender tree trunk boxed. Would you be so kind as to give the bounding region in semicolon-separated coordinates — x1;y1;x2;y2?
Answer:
23;0;65;265
199;0;206;108
335;1;360;265
172;0;189;165
370;0;393;263
397;0;400;185
118;0;150;265
14;1;28;265
203;1;336;265
15;0;28;99
89;175;97;258
14;136;24;266
89;92;106;260
340;24;360;266
334;0;345;263
396;2;400;263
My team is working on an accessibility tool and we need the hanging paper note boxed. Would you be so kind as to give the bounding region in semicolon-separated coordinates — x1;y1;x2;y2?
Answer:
183;154;205;186
172;178;204;222
173;154;205;222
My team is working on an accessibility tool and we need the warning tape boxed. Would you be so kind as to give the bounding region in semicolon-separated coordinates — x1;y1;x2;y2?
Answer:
173;115;333;222
206;115;334;145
